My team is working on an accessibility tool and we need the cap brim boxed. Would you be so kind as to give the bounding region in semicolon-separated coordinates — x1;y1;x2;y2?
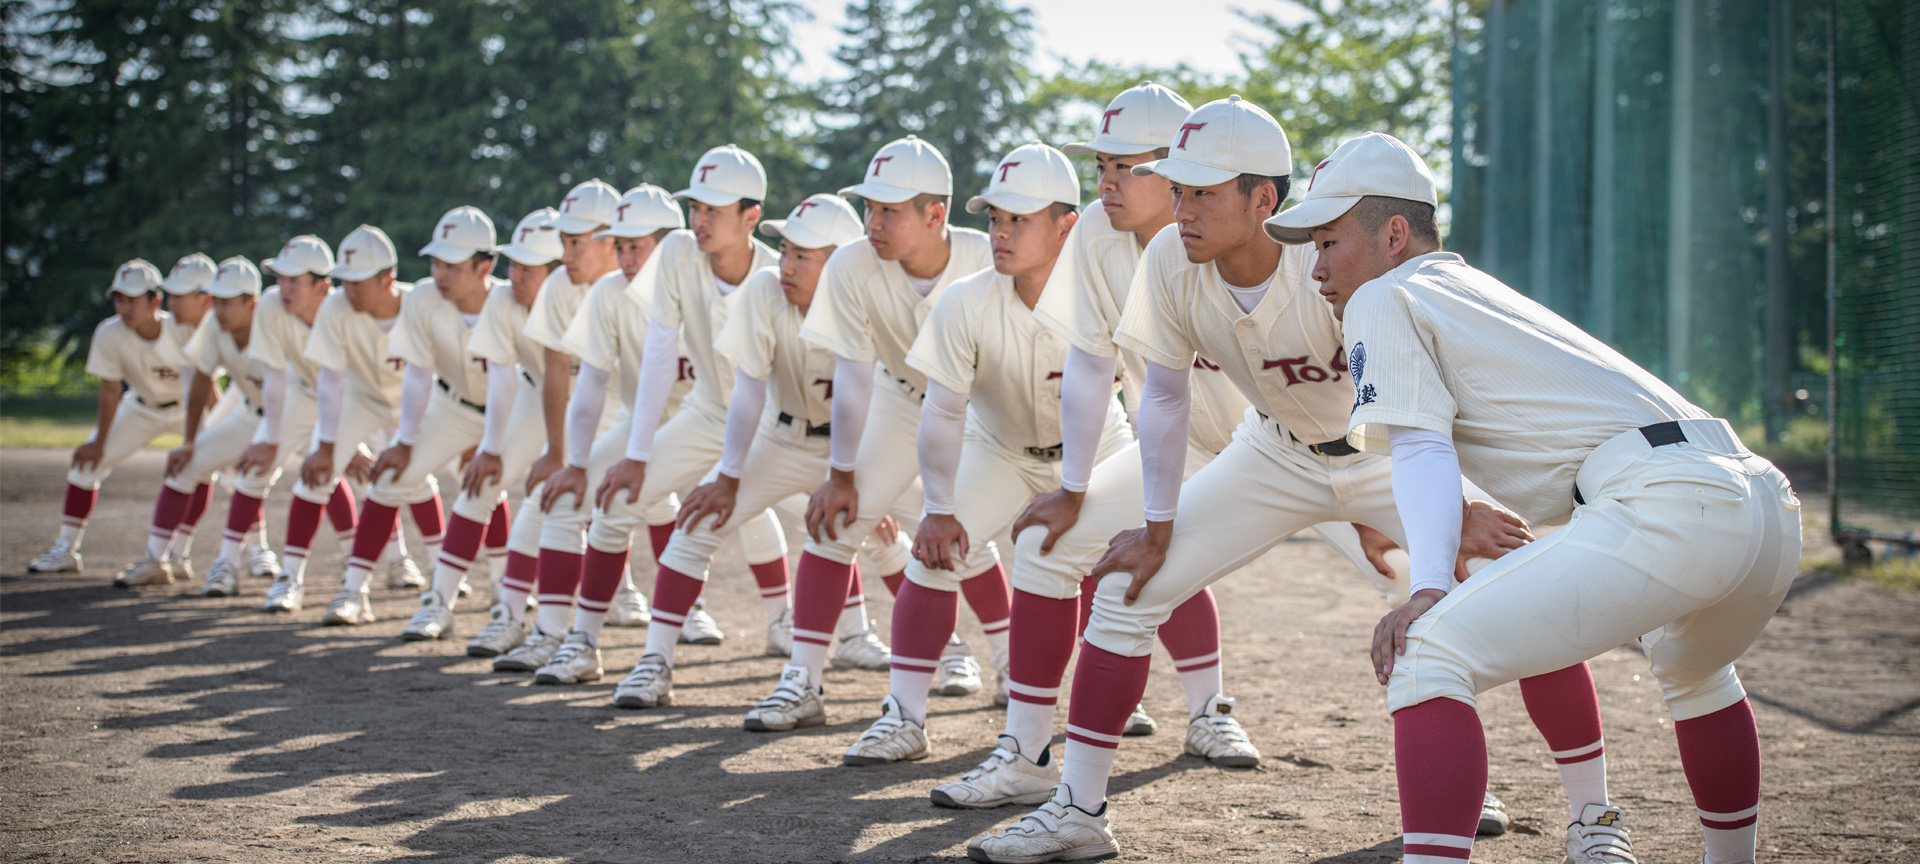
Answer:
672;187;744;207
262;258;311;277
495;244;559;266
1062;140;1160;157
419;240;482;261
551;216;608;235
206;285;259;299
1132;157;1239;188
837;181;928;204
326;266;380;281
1264;196;1364;245
964;191;1056;215
107;285;152;297
158;277;205;295
759;219;837;249
596;223;674;240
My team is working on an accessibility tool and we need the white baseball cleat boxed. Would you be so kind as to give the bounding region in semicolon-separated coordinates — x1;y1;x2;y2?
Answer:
244;542;280;578
833;625;892;671
262;572;303;613
965;784;1117;863
113;552;173;588
321;584;376;625
168;554;194;585
931;735;1060;809
1184;694;1260;768
765;608;794;657
843;694;930;766
1122;703;1157;737
466;606;523;657
678;601;724;645
200;558;241;597
744;663;826;732
28;538;82;573
383;554;424;590
1564;803;1637;864
607;586;651;627
612;653;673;708
533;631;603;685
401;592;453;641
935;643;984;697
492;627;562;672
1479;791;1511;836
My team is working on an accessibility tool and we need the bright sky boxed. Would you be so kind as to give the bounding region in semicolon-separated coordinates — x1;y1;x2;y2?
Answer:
787;0;1293;82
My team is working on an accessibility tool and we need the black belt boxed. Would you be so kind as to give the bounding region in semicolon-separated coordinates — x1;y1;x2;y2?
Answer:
1025;444;1064;461
1290;431;1359;457
1574;421;1688;505
522;368;537;387
776;412;831;437
130;393;180;410
436;376;485;413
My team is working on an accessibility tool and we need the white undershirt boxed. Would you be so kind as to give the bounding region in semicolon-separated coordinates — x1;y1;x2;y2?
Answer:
459;311;480;328
375;316;397;333
1223;271;1275;314
907;274;938;298
715;275;740;296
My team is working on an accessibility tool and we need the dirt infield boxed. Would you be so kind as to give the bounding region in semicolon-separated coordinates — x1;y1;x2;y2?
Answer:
3;447;1916;863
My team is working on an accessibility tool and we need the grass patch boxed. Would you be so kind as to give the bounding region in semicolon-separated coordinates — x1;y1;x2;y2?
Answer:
0;396;182;450
1845;556;1920;595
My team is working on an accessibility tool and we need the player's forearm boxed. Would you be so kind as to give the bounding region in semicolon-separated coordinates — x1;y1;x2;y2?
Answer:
917;381;968;515
565;363;610;468
257;367;286;444
182;371;216;441
716;369;766;479
1138;361;1193;522
1386;424;1464;596
315;367;346;443
828;355;874;472
1058;346;1117;493
394;362;434;445
623;320;681;462
541;349;572;459
477;361;516;455
94;379;120;440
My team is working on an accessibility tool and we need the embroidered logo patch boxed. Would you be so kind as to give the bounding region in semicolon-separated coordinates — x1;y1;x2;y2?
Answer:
1350;342;1367;383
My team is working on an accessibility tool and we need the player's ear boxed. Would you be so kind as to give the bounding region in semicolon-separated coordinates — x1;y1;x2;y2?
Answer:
1385;214;1410;256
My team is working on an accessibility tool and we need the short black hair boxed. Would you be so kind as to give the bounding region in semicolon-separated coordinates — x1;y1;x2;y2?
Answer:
1235;174;1291;216
1046;202;1078;220
738;198;761;212
465;251;497;266
649;227;673;242
1350;195;1441;248
910;193;950;216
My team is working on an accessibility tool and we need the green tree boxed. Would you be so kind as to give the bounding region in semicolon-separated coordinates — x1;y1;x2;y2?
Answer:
897;0;1039;215
812;0;913;189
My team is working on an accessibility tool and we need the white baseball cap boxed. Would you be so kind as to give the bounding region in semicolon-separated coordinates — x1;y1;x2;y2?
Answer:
1264;132;1439;245
107;259;164;296
1132;95;1293;188
264;235;335;277
674;144;769;207
759;194;865;249
496;207;563;266
1062;82;1194;157
327;225;399;281
160;253;217;295
207;256;263;299
551;179;621;234
418;205;498;262
839;135;953;203
598;185;685;239
966;142;1080;215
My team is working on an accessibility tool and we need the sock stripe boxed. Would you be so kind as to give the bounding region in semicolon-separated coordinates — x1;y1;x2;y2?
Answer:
978;617;1010;635
61;516;85;527
759;585;790;598
1699;814;1758;830
1065;724;1123;748
1008;681;1061;700
577;598;611;613
1404;833;1473;849
793;627;834;643
1171;650;1221;672
843;597;864;608
651;609;687;626
1698;804;1759;824
890;655;940;673
224;530;247;543
1551;739;1605;763
347;557;377;571
536;593;576;605
437;554;473;571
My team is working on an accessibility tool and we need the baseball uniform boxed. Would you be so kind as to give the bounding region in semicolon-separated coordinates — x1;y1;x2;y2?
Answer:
67;312;192;492
363;274;501;509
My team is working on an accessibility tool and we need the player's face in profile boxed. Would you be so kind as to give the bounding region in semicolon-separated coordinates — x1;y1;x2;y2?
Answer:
212;294;256;334
987;205;1074;279
1308;213;1391;320
429;255;490;304
277;272;331;319
507;261;548;309
1095;152;1173;235
112;292;162;328
559;231;612;285
613;235;661;281
688;200;760;255
1170;178;1268;265
341;272;393;314
778;240;831;307
166;290;213;326
862;199;940;261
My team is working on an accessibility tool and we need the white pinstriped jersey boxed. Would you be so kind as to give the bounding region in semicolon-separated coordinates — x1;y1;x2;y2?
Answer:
85;313;186;406
467;282;546;382
305;287;410;408
715;267;835;429
185;320;265;406
564;268;693;415
799;229;992;397
388;276;500;404
625;229;777;420
522;266;602;358
247;288;323;392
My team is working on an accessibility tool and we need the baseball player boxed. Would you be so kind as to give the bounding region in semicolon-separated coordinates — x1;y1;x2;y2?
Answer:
840;141;1138;767
330;207;505;627
965;99;1597;864
784;135;1007;710
28;260;191;578
1264;131;1800;864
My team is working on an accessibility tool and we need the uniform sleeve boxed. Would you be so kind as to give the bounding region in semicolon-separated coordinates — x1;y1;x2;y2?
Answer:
904;287;978;397
634;233;686;331
1343;283;1457;454
385;288;438;370
83;319;123;381
248;301;290;370
185;320;223;378
523;275;571;354
798;247;878;363
1032;220;1123;359
560;285;617;372
303;299;351;372
466;288;520;367
713;280;777;381
1112;249;1199;372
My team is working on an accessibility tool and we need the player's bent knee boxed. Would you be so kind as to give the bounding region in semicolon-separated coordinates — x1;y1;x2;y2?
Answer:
1384;630;1481;713
1658;664;1746;722
904;562;964;594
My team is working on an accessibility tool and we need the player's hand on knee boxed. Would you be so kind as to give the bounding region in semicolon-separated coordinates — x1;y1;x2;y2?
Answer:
370;443;411;484
911;513;968;572
1012;488;1085;556
595;459;647;512
875;514;900;547
1091;520;1173;606
678;475;739;532
1372;588;1445;684
540;465;588;513
236;443;277;478
805;469;859;544
300;443;335;488
1456;500;1534;581
164;443;194;478
71;440;103;473
525;451;563;496
461;450;502;498
344;448;373;485
1352;522;1399;578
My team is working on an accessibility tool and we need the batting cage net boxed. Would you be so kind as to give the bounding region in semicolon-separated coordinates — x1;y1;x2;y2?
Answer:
1448;0;1919;544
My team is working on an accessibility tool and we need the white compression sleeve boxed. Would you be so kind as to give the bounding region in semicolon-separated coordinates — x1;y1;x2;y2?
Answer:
917;381;968;516
1387;425;1465;597
828;356;874;472
717;369;766;479
1138;361;1193;522
394;362;434;445
1059;346;1117;493
315;367;345;444
566;363;610;469
256;366;286;445
624;319;681;462
477;361;517;455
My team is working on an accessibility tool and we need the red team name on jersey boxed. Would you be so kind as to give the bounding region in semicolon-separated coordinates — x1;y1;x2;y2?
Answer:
813;377;833;399
387;356;406;371
678;357;696;382
154;367;180;381
1260;346;1347;386
1193;357;1221;372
